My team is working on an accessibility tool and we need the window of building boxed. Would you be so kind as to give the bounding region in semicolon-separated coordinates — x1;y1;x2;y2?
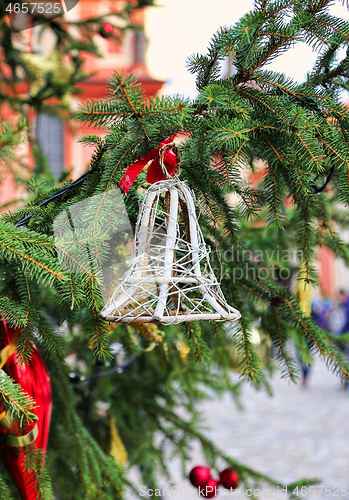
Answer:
36;113;64;178
135;32;147;63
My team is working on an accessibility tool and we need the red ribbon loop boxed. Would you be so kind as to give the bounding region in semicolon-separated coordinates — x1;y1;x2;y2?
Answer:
119;135;177;194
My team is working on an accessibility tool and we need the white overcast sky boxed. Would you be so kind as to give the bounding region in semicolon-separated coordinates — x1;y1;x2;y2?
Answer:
146;0;349;100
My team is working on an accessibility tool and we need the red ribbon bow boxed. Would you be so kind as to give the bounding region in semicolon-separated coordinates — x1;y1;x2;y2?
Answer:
119;135;177;194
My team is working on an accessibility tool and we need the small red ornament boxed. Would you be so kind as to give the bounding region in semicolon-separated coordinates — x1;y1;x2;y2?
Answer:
100;22;114;38
189;466;211;488
200;478;219;498
219;468;239;490
0;319;52;500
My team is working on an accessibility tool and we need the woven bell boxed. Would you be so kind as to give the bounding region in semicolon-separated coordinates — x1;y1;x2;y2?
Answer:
99;144;241;324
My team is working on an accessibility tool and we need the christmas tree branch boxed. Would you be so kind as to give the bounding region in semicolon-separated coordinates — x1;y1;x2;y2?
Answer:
0;369;38;425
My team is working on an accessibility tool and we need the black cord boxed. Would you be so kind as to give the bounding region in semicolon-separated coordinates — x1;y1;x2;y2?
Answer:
15;170;93;228
312;164;335;194
70;355;136;389
295;97;336;194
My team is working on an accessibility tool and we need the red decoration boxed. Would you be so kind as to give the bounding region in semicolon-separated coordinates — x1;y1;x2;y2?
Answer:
200;478;219;498
219;468;239;490
119;135;177;194
0;319;52;500
103;22;113;33
100;22;114;38
99;23;114;38
189;466;211;488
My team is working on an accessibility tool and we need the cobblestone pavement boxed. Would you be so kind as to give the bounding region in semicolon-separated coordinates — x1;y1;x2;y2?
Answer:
129;354;349;500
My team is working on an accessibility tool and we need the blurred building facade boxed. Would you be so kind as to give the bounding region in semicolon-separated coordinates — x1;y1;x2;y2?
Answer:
0;0;164;203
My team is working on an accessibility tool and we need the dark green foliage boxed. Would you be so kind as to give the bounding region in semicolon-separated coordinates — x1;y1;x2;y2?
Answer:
1;0;349;497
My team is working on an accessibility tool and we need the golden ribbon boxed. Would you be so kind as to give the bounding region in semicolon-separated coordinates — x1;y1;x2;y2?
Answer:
0;328;20;370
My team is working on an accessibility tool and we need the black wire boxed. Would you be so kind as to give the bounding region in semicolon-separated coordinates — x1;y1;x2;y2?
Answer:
15;170;93;228
312;164;335;194
295;97;336;194
70;356;136;388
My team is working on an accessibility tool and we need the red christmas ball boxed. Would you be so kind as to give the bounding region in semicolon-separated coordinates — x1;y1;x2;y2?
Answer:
200;478;219;498
219;468;239;490
103;22;113;33
99;22;114;38
189;466;211;488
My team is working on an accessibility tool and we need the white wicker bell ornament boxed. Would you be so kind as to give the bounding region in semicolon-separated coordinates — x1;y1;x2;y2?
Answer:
99;143;241;324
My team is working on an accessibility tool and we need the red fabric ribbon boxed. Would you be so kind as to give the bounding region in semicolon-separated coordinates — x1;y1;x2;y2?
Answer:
0;319;52;500
119;135;177;194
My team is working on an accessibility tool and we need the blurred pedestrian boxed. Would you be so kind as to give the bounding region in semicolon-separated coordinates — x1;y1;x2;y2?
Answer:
312;297;328;330
327;291;346;336
336;290;349;391
339;290;349;334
